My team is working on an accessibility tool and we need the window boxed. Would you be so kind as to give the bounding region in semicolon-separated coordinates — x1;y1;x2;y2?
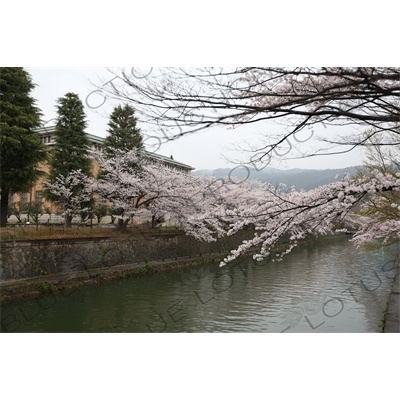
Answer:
36;191;42;204
92;143;102;152
22;192;29;205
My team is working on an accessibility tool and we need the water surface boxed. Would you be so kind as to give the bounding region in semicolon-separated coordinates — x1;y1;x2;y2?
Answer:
1;238;397;333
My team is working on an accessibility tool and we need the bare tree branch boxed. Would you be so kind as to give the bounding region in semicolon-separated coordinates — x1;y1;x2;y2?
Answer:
94;67;400;164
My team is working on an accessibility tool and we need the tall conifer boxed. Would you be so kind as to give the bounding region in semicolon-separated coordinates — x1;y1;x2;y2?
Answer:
0;67;48;227
47;92;91;180
103;104;143;158
102;104;144;229
45;92;91;226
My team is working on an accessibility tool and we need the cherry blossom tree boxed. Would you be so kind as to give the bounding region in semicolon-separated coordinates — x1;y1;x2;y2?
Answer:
352;129;400;249
43;170;94;228
93;145;400;266
212;171;400;266
94;149;221;233
91;67;400;265
97;67;400;164
357;129;400;175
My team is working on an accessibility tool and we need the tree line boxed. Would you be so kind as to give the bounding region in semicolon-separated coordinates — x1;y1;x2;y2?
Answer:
1;68;145;228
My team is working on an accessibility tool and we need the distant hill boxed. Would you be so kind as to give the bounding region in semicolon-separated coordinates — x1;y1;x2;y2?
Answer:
193;166;361;191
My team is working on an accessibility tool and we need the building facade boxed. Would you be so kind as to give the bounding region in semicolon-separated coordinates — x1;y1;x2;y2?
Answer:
9;127;194;223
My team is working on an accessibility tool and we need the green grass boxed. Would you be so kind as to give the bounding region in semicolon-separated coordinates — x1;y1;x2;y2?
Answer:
37;282;55;293
0;225;182;242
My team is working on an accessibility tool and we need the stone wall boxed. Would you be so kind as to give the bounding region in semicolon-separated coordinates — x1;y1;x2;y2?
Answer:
0;231;254;282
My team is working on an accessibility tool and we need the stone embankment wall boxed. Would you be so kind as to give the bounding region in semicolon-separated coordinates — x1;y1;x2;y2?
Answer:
0;231;254;282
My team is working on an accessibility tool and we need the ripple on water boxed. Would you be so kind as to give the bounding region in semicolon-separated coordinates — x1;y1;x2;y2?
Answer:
1;238;396;333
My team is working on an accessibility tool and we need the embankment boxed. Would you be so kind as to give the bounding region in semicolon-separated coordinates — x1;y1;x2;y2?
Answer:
0;231;350;302
0;230;254;301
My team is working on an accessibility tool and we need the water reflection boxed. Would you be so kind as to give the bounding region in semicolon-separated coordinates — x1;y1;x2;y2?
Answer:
1;238;398;333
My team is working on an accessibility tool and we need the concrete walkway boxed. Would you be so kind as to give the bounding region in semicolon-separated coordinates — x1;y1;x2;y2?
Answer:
384;263;400;333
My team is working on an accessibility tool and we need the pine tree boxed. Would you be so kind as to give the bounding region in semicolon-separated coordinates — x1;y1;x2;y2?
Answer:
101;105;144;229
103;104;143;158
48;92;91;179
0;67;48;227
45;92;92;227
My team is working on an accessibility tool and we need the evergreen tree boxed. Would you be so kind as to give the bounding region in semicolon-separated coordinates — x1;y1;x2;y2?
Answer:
103;104;143;158
48;92;91;179
101;105;144;229
44;92;91;227
0;67;48;227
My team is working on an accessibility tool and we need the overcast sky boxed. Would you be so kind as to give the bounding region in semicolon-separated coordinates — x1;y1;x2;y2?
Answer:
27;67;366;171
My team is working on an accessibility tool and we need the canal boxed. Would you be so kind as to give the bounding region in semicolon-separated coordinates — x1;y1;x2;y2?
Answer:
1;237;398;333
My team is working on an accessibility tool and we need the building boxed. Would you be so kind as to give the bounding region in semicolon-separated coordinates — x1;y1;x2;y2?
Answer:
9;126;194;223
36;126;194;174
